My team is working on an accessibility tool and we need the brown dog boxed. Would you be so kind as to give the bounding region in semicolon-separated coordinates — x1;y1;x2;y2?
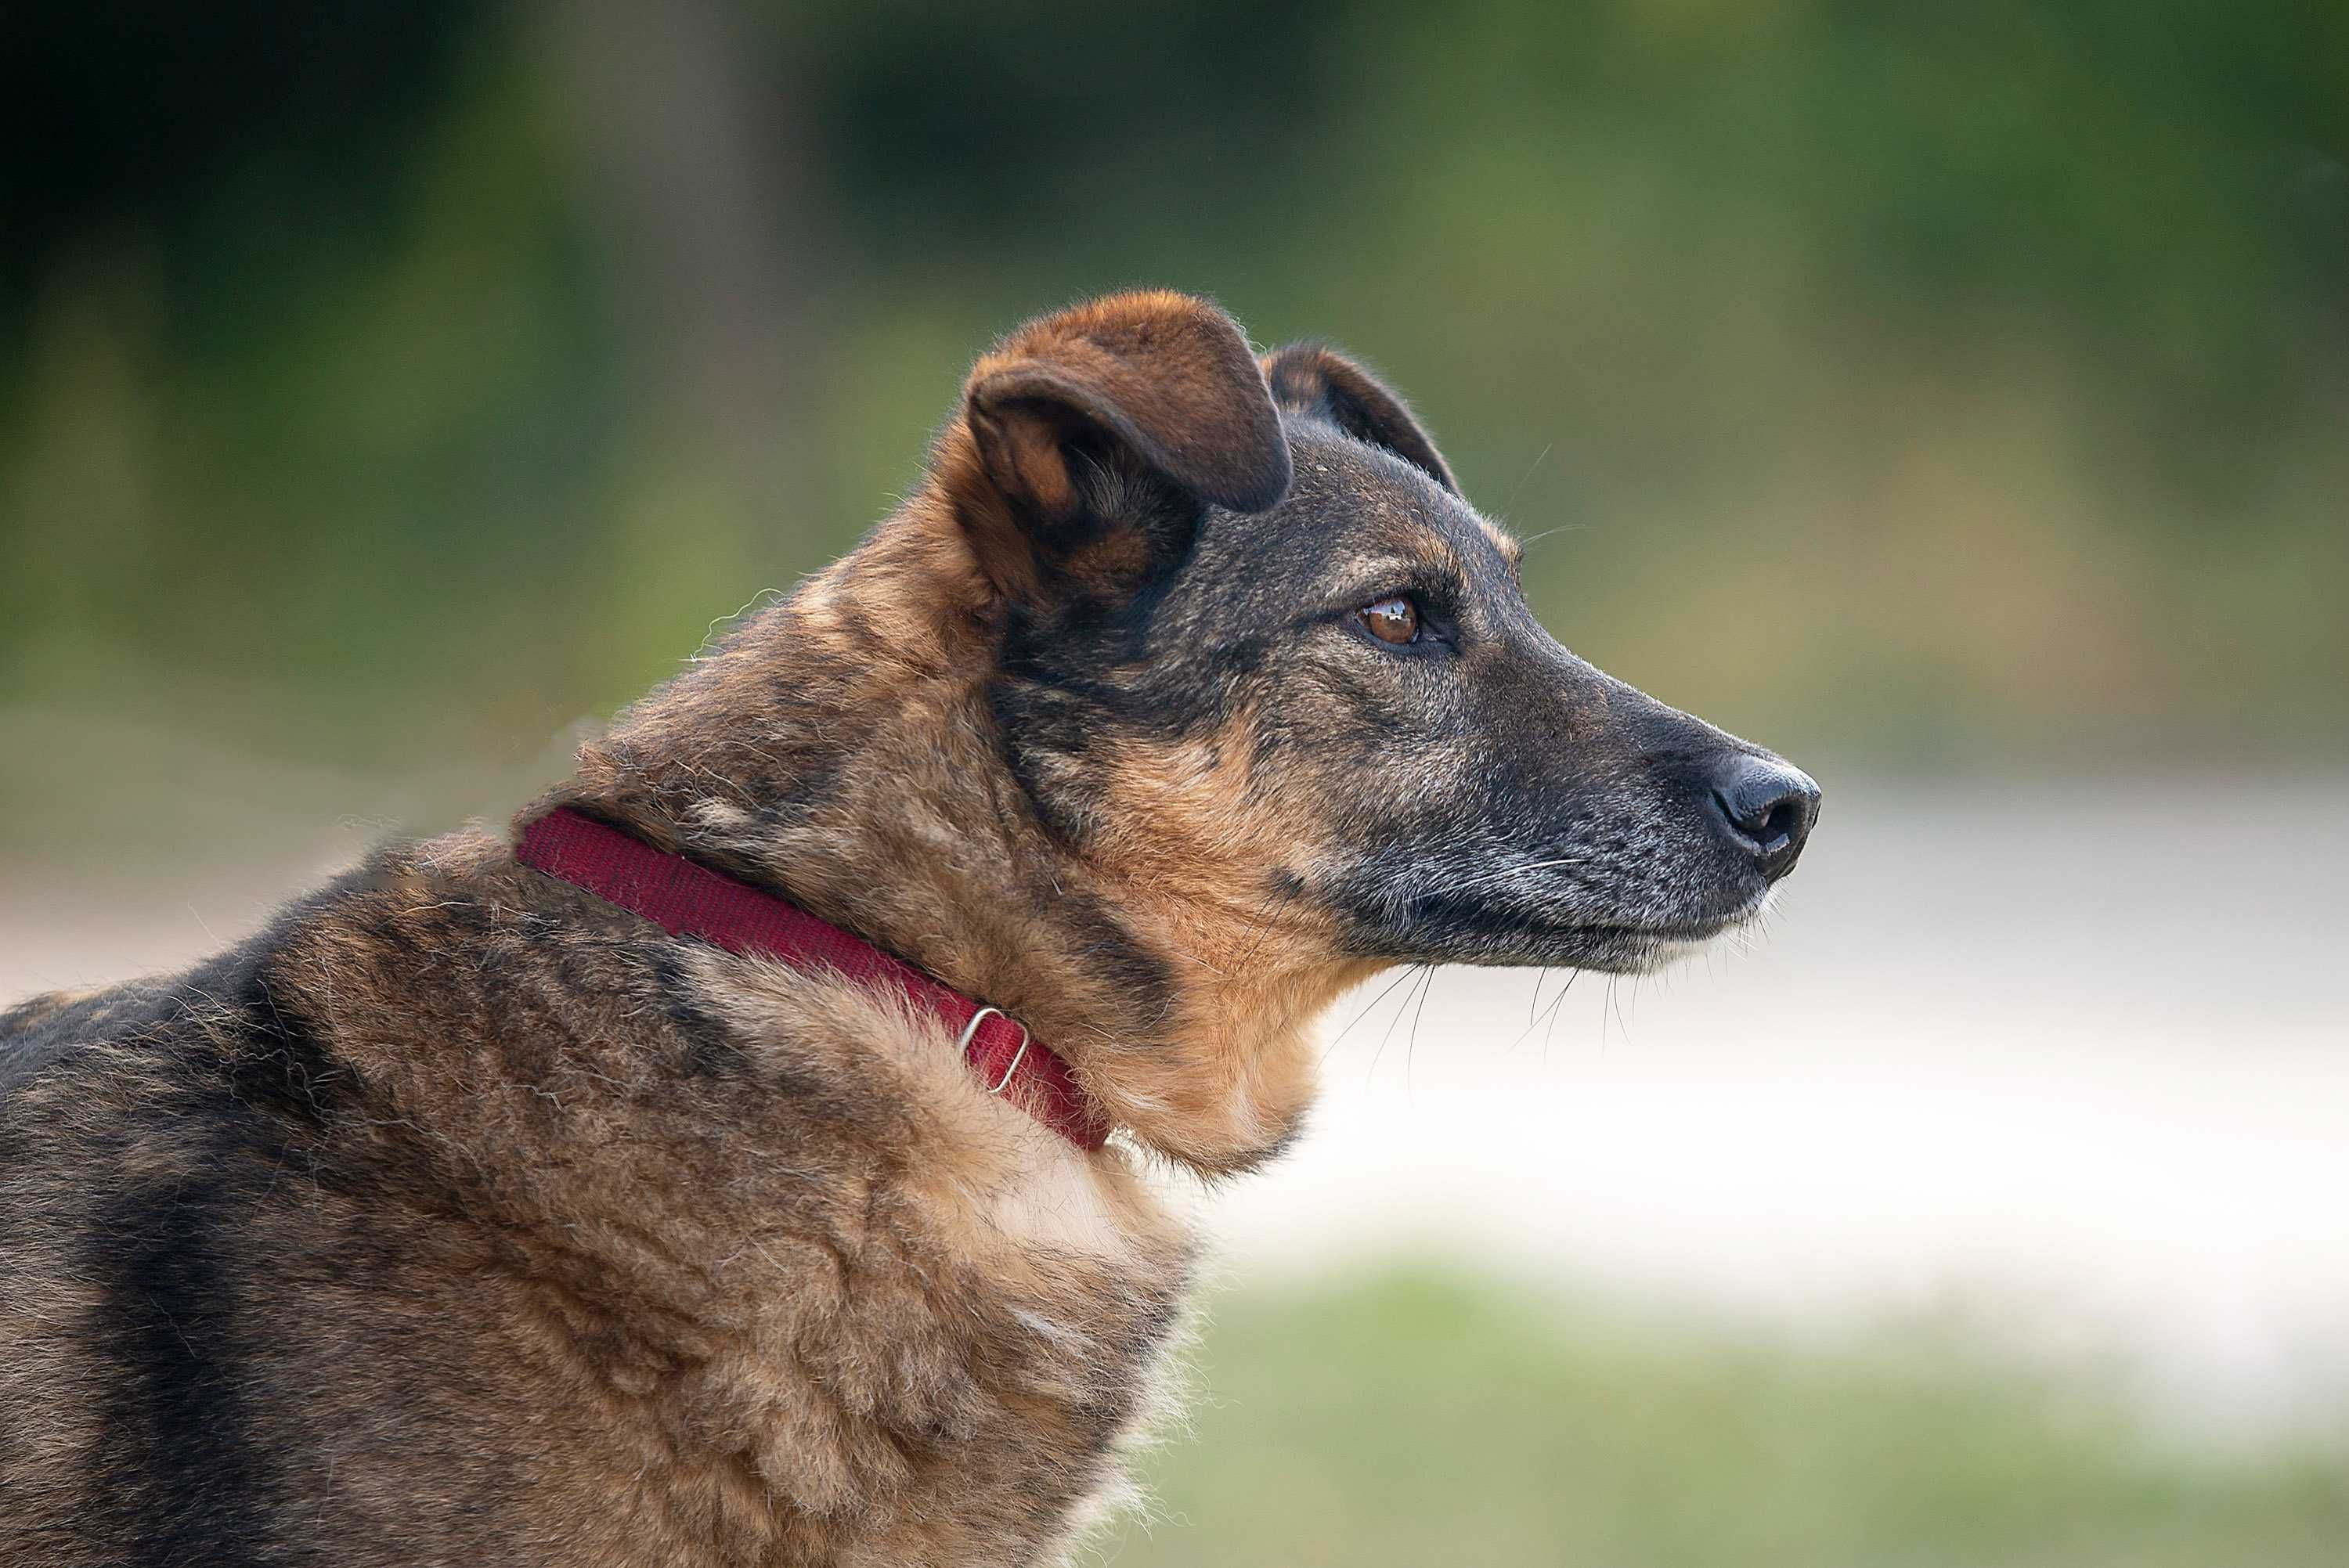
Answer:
0;290;1817;1566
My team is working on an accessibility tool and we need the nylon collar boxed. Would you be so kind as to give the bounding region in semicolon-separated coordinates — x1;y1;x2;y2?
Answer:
515;808;1107;1151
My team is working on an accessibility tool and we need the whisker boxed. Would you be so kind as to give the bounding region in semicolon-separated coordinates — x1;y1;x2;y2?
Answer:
1323;965;1420;1061
1499;440;1554;517
1404;964;1438;1094
1542;968;1576;1061
1369;964;1428;1087
1435;855;1596;899
1506;968;1576;1055
1229;885;1290;974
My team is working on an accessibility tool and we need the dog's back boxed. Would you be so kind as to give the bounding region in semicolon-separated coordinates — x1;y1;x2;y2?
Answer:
2;877;382;1562
0;860;597;1563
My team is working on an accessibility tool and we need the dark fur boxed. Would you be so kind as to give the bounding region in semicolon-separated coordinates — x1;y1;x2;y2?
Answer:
1;290;1814;1565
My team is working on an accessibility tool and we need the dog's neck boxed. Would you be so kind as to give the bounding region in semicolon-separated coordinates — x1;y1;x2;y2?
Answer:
536;506;1367;1175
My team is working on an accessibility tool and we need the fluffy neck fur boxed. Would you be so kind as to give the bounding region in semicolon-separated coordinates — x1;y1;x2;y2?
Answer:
538;479;1371;1177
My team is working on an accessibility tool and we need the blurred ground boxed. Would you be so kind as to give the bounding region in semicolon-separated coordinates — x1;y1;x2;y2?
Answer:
1109;1272;2349;1568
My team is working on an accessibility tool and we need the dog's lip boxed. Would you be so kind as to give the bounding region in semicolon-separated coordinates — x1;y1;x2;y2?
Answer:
1565;892;1770;948
1597;895;1770;938
1548;909;1757;975
1572;917;1734;945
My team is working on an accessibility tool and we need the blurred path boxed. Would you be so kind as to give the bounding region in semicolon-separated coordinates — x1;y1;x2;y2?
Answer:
1208;777;2349;1436
6;761;2345;1432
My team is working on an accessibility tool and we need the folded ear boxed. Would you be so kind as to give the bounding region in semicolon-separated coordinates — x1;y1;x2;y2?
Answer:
948;290;1291;604
1261;343;1456;493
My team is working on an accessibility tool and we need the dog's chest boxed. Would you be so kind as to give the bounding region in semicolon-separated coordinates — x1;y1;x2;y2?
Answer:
563;1180;1197;1567
552;958;1200;1564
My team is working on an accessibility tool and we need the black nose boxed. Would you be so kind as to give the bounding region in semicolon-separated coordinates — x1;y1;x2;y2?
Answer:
1709;755;1820;881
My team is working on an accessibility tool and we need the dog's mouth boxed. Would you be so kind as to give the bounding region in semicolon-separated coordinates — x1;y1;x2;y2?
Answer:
1539;892;1773;973
1349;875;1775;974
1560;907;1763;974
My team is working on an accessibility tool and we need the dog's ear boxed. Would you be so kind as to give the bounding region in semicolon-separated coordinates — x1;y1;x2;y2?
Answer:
949;291;1291;604
1261;343;1457;493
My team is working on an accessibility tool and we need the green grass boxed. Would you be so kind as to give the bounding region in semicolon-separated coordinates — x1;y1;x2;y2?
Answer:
1102;1270;2347;1568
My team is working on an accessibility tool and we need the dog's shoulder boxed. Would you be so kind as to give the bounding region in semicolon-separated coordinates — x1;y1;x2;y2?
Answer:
2;860;386;1125
0;986;115;1098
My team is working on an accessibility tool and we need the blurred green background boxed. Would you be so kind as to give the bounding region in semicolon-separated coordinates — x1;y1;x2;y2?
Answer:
5;0;2344;772
5;4;2347;1563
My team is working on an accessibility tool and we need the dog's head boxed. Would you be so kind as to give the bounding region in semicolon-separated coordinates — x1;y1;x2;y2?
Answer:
937;291;1818;988
568;289;1817;1174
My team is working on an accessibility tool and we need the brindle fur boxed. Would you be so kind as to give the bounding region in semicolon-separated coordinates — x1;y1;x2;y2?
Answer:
1;290;1813;1566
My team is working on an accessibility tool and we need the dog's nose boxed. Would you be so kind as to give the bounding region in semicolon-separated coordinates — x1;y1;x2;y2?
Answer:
1709;755;1820;881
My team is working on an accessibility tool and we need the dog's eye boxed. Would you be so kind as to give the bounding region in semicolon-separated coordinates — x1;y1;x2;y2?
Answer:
1358;595;1420;645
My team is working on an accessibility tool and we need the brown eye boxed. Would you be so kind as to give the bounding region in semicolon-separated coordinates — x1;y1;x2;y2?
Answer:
1359;595;1420;645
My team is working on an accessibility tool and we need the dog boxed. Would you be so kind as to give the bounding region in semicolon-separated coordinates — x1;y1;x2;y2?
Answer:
0;290;1817;1566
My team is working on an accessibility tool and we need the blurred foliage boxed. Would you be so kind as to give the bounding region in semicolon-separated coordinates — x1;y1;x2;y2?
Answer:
1110;1270;2349;1567
2;0;2344;769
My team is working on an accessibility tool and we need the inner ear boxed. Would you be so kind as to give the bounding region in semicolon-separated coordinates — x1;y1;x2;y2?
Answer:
949;291;1293;605
1261;343;1457;493
966;392;1095;528
963;378;1217;603
989;406;1194;589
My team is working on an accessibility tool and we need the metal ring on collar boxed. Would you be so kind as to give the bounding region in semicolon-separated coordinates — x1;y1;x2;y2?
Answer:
955;1006;1032;1096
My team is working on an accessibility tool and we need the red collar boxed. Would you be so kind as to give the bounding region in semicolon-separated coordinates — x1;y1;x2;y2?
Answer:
515;807;1108;1152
